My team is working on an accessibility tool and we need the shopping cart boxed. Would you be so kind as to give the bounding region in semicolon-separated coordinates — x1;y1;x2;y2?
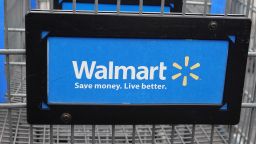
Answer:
0;0;256;143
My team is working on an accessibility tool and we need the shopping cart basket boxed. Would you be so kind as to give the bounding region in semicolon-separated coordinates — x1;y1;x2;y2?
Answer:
0;0;256;143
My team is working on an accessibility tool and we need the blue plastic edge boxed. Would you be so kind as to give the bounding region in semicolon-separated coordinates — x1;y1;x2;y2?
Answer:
0;0;6;102
228;35;236;43
41;102;50;110
220;103;228;111
41;31;50;39
210;0;226;14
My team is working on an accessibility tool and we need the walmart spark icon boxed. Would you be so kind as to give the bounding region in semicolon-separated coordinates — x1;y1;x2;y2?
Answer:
172;56;200;87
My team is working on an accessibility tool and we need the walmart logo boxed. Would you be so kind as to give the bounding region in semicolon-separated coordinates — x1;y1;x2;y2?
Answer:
172;56;200;87
72;56;201;87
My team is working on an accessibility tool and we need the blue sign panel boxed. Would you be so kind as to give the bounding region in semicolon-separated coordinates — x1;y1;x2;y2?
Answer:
62;2;170;12
0;0;6;102
210;0;226;14
48;37;228;105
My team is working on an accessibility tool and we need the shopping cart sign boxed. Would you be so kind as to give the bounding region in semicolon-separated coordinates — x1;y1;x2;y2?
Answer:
54;0;182;13
26;13;251;124
47;38;228;105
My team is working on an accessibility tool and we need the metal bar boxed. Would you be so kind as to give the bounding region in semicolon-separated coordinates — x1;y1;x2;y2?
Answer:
198;125;211;142
203;0;208;16
135;127;143;144
83;125;88;144
50;0;54;12
121;127;129;144
247;108;255;144
112;125;115;144
186;1;211;5
132;125;136;144
5;62;26;65
236;0;256;13
0;49;26;55
242;0;246;14
242;103;256;108
72;0;76;13
92;125;96;144
7;28;25;32
50;125;53;144
43;125;46;144
0;102;254;109
96;127;101;144
139;0;143;14
209;125;214;144
10;93;26;97
233;126;249;143
0;111;8;143
117;0;121;14
239;95;250;144
215;126;229;144
182;0;186;15
225;0;231;16
13;109;21;144
30;125;33;144
159;125;171;144
94;0;98;14
171;125;175;144
160;0;165;15
228;126;233;144
7;109;13;143
191;125;196;144
57;125;60;143
27;0;31;12
26;10;252;17
71;125;74;144
246;0;252;16
0;102;256;108
152;125;155;144
0;103;26;108
249;0;255;18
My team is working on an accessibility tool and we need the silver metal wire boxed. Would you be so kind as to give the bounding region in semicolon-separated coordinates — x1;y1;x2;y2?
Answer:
209;125;214;144
203;0;208;16
94;0;98;14
29;125;33;144
112;125;115;144
246;0;252;16
92;125;96;144
160;0;165;15
71;125;74;144
152;125;155;144
117;0;121;14
50;125;53;144
73;0;76;13
225;0;231;16
50;0;53;12
139;0;143;14
132;125;136;144
0;0;256;144
182;0;186;15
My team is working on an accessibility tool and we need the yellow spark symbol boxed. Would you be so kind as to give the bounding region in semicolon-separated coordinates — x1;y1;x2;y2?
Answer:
172;56;200;87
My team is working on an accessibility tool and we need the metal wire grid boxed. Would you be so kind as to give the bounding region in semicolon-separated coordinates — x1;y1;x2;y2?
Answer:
0;0;256;143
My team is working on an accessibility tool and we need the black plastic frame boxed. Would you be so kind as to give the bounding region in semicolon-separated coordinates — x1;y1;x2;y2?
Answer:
54;0;182;12
26;12;251;124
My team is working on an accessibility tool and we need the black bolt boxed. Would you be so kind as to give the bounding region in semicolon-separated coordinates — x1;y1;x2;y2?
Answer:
208;21;218;31
61;113;72;123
